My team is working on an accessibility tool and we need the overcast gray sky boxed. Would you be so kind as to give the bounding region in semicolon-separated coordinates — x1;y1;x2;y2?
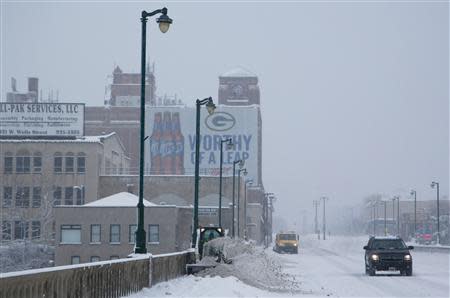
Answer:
2;1;449;227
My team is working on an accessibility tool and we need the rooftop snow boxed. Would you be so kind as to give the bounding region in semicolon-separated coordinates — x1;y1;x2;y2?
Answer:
0;132;117;143
220;66;257;78
83;192;156;207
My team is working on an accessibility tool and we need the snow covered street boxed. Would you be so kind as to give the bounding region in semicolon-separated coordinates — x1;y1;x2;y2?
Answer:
126;235;449;298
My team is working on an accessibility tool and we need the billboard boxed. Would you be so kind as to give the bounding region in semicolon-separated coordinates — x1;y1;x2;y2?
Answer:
0;103;85;137
145;106;259;185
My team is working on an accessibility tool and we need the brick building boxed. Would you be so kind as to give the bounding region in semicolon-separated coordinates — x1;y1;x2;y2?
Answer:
0;133;130;243
54;192;192;265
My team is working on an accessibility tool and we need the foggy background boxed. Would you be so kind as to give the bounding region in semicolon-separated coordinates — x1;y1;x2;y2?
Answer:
2;1;449;231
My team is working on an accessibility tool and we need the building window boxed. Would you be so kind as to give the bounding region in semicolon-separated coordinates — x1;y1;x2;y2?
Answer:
4;155;13;174
53;187;62;206
31;221;41;239
2;221;12;240
3;187;12;207
110;256;119;260
54;153;62;173
90;224;101;243
32;187;41;208
148;224;159;243
61;225;81;244
16;156;31;173
16;187;30;208
77;154;86;173
129;224;137;243
71;256;80;264
33;153;42;173
75;186;84;205
65;154;74;173
14;221;28;240
64;187;73;205
110;224;120;243
90;256;100;262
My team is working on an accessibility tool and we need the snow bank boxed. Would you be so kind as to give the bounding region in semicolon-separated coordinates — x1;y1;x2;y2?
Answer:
125;275;289;298
197;237;301;293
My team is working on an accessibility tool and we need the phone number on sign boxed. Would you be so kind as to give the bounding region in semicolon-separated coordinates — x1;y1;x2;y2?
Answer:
56;130;80;135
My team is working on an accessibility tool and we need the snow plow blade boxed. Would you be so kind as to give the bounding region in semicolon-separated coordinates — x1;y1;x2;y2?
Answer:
186;263;216;274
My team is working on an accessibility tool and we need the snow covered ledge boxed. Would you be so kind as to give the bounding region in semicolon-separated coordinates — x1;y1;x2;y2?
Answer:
0;250;195;298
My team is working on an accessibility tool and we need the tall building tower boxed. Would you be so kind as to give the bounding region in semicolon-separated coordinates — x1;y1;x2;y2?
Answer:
218;67;260;106
218;67;262;185
218;66;266;243
108;65;156;106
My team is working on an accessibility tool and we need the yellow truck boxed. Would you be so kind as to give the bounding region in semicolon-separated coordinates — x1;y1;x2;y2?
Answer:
274;231;299;254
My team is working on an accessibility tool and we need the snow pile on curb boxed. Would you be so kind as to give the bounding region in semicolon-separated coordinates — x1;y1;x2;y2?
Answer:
197;237;301;293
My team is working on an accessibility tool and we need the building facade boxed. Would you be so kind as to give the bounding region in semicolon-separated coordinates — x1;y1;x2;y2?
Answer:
6;77;39;103
0;133;130;243
98;175;243;238
54;192;192;266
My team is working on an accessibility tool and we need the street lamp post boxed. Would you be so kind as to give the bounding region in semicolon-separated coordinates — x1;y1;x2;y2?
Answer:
231;159;244;238
410;190;417;238
135;8;172;254
264;192;274;248
192;97;216;248
321;197;329;240
431;181;440;244
244;179;253;240
237;168;247;238
219;138;233;227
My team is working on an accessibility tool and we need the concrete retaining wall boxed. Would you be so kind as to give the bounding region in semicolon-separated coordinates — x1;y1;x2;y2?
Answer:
411;245;450;253
0;250;195;298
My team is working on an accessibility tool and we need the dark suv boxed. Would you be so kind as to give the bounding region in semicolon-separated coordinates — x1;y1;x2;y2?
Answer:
364;236;413;276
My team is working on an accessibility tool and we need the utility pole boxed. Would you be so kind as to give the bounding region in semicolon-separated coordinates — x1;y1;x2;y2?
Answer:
410;190;417;238
313;200;320;239
392;197;396;235
384;200;387;236
431;182;440;244
372;202;376;236
397;196;400;237
321;197;329;240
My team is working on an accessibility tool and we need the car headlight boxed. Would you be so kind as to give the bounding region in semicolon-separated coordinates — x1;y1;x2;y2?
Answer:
370;254;379;261
404;254;412;261
293;243;298;246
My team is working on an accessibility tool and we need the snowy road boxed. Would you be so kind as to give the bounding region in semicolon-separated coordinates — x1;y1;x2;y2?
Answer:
126;236;449;298
280;236;449;297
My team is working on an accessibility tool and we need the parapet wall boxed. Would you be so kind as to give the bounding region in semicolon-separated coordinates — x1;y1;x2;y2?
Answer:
0;250;194;298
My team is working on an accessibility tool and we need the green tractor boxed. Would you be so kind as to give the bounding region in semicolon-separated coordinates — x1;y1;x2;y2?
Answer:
198;226;225;260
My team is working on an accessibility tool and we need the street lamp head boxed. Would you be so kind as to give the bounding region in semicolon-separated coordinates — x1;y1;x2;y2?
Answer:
156;9;172;33
205;98;216;115
431;182;437;188
226;139;234;150
410;190;415;196
241;168;248;176
238;160;245;168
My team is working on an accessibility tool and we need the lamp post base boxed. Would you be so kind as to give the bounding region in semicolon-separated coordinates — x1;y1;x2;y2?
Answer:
134;229;147;254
